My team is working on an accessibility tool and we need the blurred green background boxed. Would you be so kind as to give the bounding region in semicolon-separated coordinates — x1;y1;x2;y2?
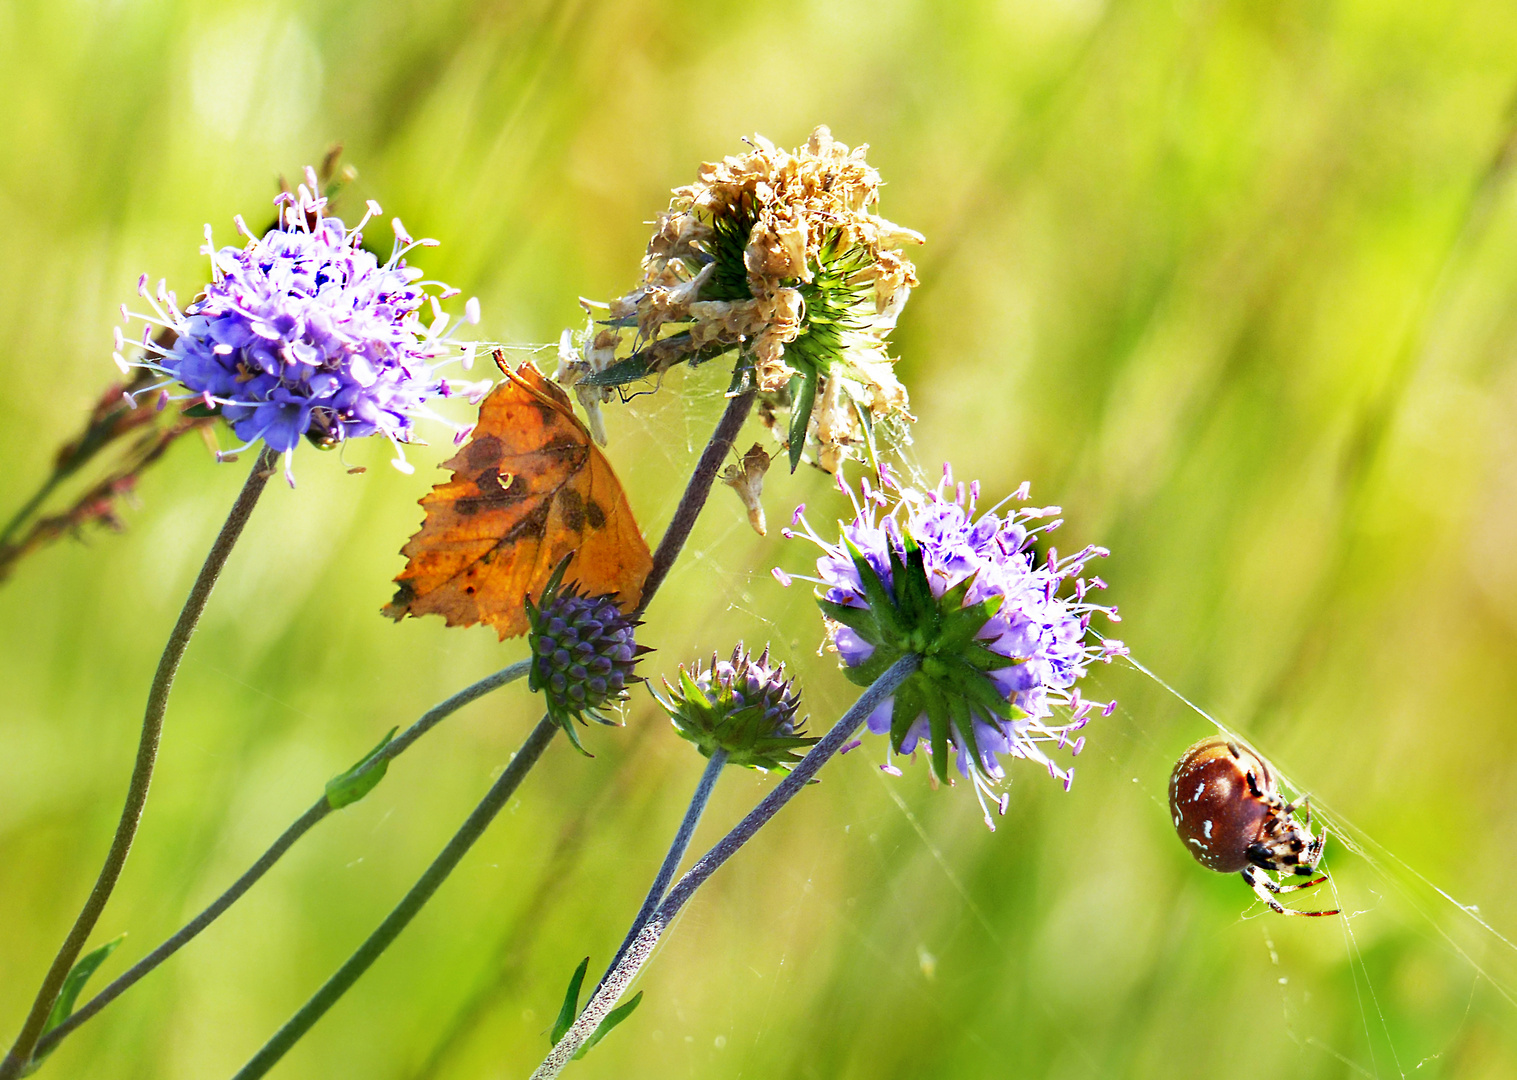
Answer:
4;0;1517;1076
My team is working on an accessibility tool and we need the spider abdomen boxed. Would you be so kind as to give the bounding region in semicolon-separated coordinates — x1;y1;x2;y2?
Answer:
1169;735;1274;873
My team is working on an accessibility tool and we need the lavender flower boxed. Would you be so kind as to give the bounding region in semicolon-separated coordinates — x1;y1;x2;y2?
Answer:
657;644;815;771
778;464;1126;827
118;167;483;482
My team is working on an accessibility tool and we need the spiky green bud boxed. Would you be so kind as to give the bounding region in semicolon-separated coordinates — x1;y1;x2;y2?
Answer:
656;645;815;771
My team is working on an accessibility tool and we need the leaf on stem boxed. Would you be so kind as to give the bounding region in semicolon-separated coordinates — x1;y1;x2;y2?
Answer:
325;727;399;810
574;992;643;1059
550;958;590;1047
548;957;644;1060
384;357;652;639
25;934;126;1073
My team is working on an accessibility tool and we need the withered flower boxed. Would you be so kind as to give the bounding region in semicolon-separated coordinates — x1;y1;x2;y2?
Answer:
558;126;922;471
719;443;772;536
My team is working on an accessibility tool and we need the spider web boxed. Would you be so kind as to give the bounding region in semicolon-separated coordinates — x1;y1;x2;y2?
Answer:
402;352;1517;1078
886;441;1517;1078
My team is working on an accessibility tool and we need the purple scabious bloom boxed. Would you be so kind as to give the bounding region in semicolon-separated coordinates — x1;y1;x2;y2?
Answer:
778;463;1126;827
117;167;484;483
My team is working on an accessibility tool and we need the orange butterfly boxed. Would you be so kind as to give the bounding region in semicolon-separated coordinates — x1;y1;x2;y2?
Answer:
383;356;652;639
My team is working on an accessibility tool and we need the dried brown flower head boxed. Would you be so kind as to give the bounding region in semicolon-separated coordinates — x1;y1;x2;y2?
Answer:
557;126;922;471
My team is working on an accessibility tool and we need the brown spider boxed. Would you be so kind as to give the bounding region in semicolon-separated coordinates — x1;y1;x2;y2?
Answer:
1169;735;1339;917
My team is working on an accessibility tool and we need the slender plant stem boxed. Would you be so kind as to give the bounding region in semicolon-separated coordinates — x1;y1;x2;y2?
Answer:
0;445;278;1080
230;715;560;1080
0;471;65;551
634;388;755;616
593;748;727;999
30;660;532;1061
534;654;921;1078
224;389;755;1077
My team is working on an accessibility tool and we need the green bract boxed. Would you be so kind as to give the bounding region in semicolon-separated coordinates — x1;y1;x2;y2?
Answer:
820;534;1027;784
656;646;816;772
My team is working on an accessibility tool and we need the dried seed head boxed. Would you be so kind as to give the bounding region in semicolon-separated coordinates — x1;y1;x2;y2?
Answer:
559;127;921;471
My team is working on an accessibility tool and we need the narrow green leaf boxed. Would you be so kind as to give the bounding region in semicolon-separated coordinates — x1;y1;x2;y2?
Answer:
787;364;819;472
551;958;590;1047
937;570;980;615
574;992;644;1059
885;542;915;622
324;727;399;810
943;658;1016;719
847;644;900;686
35;933;125;1053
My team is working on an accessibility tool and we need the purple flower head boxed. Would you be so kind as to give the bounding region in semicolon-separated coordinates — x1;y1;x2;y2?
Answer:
657;644;816;772
526;556;648;755
118;167;486;483
779;463;1127;828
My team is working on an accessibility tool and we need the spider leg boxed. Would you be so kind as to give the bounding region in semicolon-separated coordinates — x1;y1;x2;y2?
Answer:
1254;872;1329;894
1242;867;1340;917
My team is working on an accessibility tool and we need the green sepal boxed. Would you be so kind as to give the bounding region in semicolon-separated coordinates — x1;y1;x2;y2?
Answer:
922;682;953;784
890;678;926;749
817;598;880;639
554;707;594;757
842;538;902;639
946;690;983;781
890;537;936;640
551;958;590;1047
28;933;127;1071
787;363;819;473
658;658;815;772
325;727;399;810
847;639;903;686
945;658;1019;721
574;992;643;1059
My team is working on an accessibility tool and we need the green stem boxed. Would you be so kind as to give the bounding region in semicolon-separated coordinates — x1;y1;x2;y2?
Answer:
230;716;561;1080
29;660;531;1061
532;655;921;1079
0;471;64;551
592;748;727;998
0;446;278;1080
225;387;754;1077
635;389;755;616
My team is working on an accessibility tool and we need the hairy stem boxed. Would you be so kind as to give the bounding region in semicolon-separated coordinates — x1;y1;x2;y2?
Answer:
0;446;278;1080
635;388;755;616
593;748;727;999
230;715;561;1080
31;660;531;1061
533;654;921;1078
